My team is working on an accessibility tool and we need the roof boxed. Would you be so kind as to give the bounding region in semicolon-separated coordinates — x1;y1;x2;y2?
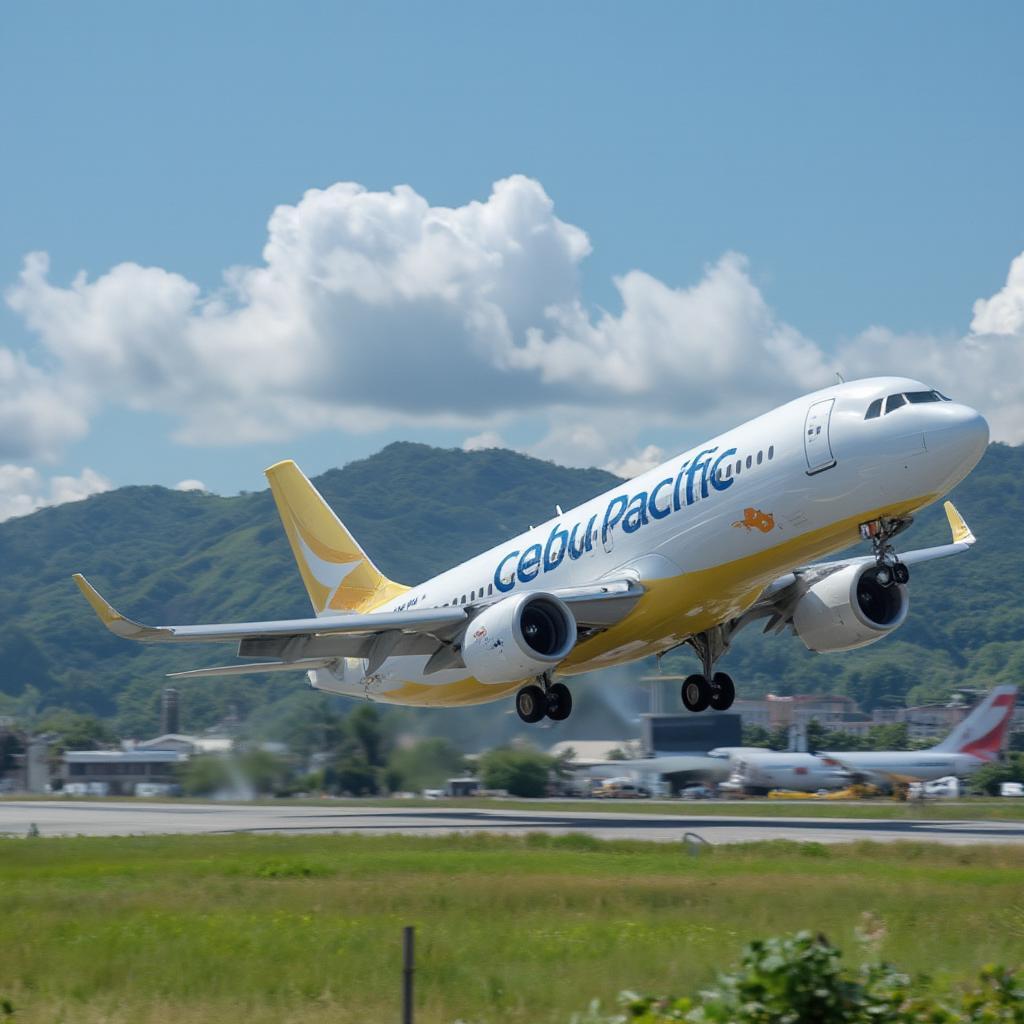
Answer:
64;749;184;764
548;740;640;763
137;734;233;754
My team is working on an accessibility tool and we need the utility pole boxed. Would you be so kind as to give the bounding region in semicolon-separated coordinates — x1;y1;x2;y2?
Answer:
402;926;415;1024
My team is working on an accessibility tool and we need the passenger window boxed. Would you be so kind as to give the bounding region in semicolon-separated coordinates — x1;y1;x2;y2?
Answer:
865;399;882;419
488;583;493;596
461;595;466;604
735;460;742;475
746;455;752;469
905;391;941;404
725;464;732;478
768;445;774;460
756;451;763;465
885;393;906;414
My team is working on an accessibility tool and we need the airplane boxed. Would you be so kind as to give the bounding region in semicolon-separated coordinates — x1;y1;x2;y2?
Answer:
73;375;989;724
712;684;1018;793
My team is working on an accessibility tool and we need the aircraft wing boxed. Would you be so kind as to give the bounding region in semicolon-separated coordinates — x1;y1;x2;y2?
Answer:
72;574;468;643
737;501;975;635
73;573;643;678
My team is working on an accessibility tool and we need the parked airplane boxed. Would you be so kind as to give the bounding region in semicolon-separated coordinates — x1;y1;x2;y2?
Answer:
74;376;989;724
713;685;1018;793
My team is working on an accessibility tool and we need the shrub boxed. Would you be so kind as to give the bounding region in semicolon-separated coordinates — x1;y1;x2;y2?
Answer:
478;745;551;797
574;932;1024;1023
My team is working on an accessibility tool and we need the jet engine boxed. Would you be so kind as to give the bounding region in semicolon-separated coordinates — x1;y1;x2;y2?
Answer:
791;562;909;653
462;592;577;684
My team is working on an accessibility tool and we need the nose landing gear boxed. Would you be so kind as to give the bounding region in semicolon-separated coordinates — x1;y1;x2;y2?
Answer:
860;516;912;587
515;674;573;723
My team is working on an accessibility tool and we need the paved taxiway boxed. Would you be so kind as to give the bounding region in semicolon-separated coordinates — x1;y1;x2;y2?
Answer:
3;800;1023;845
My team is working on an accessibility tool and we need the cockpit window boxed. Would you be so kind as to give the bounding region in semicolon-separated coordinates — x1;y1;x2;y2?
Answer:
885;393;907;414
905;390;942;404
865;399;882;420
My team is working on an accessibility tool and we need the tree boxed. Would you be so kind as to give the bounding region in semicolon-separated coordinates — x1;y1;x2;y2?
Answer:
179;749;293;797
478;746;552;797
968;754;1024;795
388;738;466;792
34;709;115;754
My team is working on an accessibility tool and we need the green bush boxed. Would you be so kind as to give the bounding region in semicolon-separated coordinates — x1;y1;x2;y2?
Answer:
478;745;552;797
575;932;1024;1023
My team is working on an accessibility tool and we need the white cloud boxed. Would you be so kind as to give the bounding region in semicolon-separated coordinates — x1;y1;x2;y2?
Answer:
603;445;667;479
0;466;111;522
3;174;1024;473
0;347;90;461
462;431;507;451
835;254;1024;444
174;479;207;492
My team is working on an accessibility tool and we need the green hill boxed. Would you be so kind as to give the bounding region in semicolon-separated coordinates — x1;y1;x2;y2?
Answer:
0;440;1021;742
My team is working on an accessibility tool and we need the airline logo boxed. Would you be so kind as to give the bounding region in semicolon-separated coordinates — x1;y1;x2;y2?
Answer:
733;508;776;533
959;690;1017;761
493;445;739;593
293;526;364;613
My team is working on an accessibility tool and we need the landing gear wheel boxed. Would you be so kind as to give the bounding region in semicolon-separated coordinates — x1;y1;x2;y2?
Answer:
893;562;910;585
709;671;735;711
545;682;572;721
681;674;711;713
515;684;547;724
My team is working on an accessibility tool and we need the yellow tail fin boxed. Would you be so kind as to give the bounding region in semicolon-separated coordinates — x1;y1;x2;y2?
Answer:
265;460;408;615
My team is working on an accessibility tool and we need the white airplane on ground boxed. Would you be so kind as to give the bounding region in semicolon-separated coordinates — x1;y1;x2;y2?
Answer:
713;684;1018;793
75;376;989;724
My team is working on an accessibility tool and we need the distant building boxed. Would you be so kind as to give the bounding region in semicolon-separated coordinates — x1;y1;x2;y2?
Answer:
547;740;642;765
641;713;741;756
62;749;185;796
731;694;866;733
135;734;234;756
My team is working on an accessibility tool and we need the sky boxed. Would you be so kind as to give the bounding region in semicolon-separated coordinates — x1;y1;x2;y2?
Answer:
1;1;1023;518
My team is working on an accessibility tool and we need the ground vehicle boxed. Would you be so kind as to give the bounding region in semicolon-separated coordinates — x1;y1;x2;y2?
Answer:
594;778;650;799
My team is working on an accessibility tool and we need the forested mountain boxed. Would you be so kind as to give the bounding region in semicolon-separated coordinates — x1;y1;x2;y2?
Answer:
0;440;1021;745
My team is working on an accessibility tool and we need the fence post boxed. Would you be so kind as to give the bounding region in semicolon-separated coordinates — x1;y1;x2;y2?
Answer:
402;925;415;1024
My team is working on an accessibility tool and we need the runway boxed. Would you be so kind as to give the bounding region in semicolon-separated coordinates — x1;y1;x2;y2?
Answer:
3;800;1024;844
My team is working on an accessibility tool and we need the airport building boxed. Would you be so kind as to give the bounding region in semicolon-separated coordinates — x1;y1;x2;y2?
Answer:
62;748;185;796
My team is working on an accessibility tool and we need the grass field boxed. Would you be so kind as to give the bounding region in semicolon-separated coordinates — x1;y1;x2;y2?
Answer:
2;834;1023;1024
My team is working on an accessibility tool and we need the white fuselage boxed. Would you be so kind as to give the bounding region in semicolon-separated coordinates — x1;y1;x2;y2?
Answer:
721;749;981;792
309;376;988;707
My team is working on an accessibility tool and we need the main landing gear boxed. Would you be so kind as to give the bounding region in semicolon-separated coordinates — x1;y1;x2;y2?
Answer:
515;674;572;724
679;625;736;712
681;671;735;712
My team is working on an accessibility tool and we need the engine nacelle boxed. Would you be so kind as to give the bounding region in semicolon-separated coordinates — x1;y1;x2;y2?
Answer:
791;562;909;653
462;592;577;684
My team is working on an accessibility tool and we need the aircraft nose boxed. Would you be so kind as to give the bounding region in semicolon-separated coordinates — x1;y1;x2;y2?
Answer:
927;404;989;476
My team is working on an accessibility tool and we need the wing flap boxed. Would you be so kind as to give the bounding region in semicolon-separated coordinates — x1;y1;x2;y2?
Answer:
168;659;338;679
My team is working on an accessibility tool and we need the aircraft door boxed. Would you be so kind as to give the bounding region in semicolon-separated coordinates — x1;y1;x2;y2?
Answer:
803;398;836;474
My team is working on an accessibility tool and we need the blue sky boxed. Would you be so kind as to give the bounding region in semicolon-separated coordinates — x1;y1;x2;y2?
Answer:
1;2;1023;511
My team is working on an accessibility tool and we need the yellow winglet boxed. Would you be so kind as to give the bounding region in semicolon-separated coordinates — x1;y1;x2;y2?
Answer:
72;573;124;626
944;501;975;545
71;574;159;640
